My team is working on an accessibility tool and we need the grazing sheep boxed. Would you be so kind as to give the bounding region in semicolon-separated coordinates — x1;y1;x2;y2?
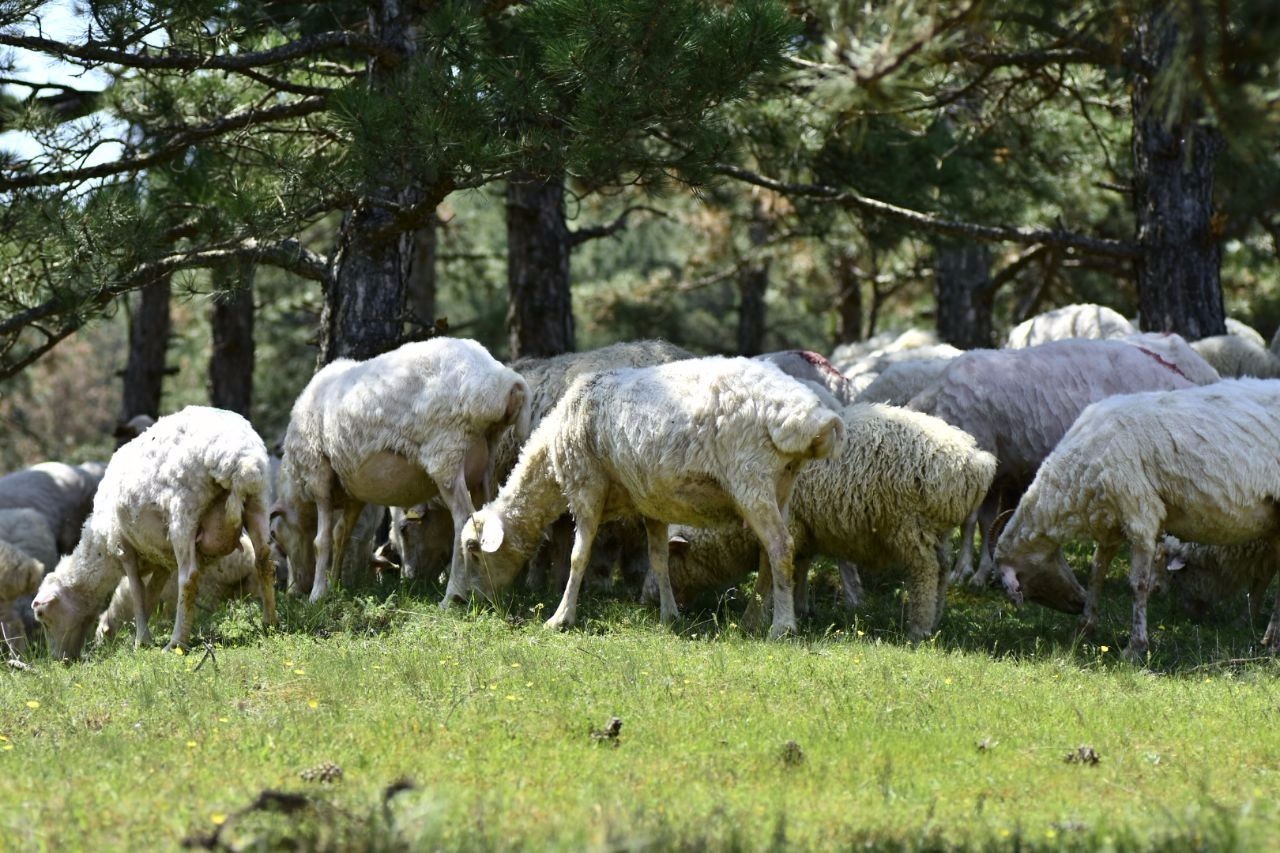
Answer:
461;358;843;637
1004;303;1136;348
95;537;262;644
0;540;44;654
993;379;1280;661
273;338;530;605
1155;536;1277;625
756;350;856;405
653;403;996;639
1225;317;1267;349
31;406;276;660
0;461;106;554
845;345;963;396
1190;335;1280;379
831;328;938;374
1118;333;1220;386
908;339;1196;585
855;357;956;406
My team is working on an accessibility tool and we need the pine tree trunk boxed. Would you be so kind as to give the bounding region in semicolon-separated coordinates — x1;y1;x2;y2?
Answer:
405;214;438;339
1131;10;1225;339
834;249;862;344
209;260;255;419
506;171;574;359
121;273;171;420
934;241;992;349
319;1;436;365
737;204;770;356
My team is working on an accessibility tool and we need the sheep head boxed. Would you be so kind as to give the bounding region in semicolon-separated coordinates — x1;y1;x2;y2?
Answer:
994;536;1086;614
31;566;95;662
461;510;523;597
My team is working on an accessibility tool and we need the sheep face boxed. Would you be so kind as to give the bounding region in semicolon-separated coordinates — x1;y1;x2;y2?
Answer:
31;570;95;661
995;539;1086;614
270;503;314;589
461;511;523;597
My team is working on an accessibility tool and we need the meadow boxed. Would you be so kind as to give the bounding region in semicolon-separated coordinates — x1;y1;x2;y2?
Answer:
1;561;1278;851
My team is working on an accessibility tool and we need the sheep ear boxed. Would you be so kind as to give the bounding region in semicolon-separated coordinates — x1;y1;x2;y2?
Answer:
668;534;689;556
1166;556;1186;572
479;516;505;553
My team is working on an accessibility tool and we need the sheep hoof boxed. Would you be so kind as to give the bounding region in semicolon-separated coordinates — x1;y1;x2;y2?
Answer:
767;622;796;640
438;592;467;610
544;616;572;631
1122;642;1147;665
161;641;186;654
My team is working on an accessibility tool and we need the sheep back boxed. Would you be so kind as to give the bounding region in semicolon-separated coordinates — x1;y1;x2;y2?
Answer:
1004;303;1134;348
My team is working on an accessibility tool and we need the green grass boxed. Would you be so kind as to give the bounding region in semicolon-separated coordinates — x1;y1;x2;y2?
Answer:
2;559;1280;851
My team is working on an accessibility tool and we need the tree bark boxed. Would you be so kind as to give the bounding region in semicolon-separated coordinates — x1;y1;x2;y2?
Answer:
121;272;172;421
506;170;575;359
834;248;863;344
1131;10;1225;339
933;241;992;349
737;202;770;356
405;213;438;339
209;260;256;419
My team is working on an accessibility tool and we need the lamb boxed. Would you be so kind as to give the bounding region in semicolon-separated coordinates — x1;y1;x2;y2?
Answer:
1155;536;1277;624
1189;334;1280;379
460;357;843;638
95;537;262;644
907;339;1196;585
31;406;276;660
653;403;996;639
1004;303;1135;348
756;350;856;405
992;379;1280;661
0;460;106;554
272;338;530;605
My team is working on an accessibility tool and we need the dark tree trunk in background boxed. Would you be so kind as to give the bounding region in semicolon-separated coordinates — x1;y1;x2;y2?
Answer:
834;249;862;344
405;213;438;339
934;241;992;349
320;1;438;365
506;170;574;358
737;202;770;356
121;273;172;421
1132;10;1225;340
209;260;255;418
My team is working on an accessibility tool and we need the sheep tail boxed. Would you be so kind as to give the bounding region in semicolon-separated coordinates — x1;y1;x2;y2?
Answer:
768;406;844;460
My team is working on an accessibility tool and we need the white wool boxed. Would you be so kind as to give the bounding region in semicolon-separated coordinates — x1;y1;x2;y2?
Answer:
1004;303;1135;349
0;461;105;553
995;379;1280;659
1190;335;1280;379
275;337;530;604
755;350;856;405
31;406;275;660
660;404;995;639
1119;332;1220;385
855;358;955;406
830;328;939;374
462;357;844;637
1225;317;1267;348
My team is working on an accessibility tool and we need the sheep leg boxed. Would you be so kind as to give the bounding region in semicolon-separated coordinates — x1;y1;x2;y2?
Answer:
1079;541;1118;638
1124;540;1155;664
793;554;812;620
644;518;679;625
245;500;277;630
119;545;154;648
894;530;942;642
838;561;863;610
545;508;603;631
1261;540;1280;651
742;506;797;640
933;541;951;633
953;510;978;584
439;466;478;607
330;500;364;589
165;540;202;652
310;499;336;603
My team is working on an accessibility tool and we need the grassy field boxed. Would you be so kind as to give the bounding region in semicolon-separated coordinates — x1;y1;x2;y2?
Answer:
2;561;1279;851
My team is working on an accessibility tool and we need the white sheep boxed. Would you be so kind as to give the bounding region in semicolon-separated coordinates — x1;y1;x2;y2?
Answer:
31;406;276;660
1155;536;1276;624
854;357;956;406
461;357;844;638
830;328;938;374
0;461;106;554
993;379;1280;661
1118;332;1221;386
844;345;963;396
95;536;263;644
908;339;1196;585
653;403;996;639
1190;334;1280;379
0;507;59;654
273;338;530;605
1225;317;1267;349
1004;303;1136;348
756;350;856;405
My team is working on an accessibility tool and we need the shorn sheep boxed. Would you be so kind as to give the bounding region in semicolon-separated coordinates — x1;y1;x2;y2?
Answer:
0;508;59;653
32;407;276;660
655;403;996;639
1155;536;1277;624
0;460;106;554
830;328;938;374
461;358;843;638
273;338;530;605
993;379;1280;661
756;350;856;405
907;339;1196;585
1004;303;1135;348
1190;334;1280;379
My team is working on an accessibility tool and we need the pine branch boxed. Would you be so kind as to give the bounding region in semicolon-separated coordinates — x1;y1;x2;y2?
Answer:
0;30;391;73
0;96;327;190
0;80;106;132
713;164;1139;259
568;205;666;248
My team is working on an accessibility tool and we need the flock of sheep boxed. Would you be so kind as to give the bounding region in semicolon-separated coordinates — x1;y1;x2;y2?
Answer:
3;302;1280;664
